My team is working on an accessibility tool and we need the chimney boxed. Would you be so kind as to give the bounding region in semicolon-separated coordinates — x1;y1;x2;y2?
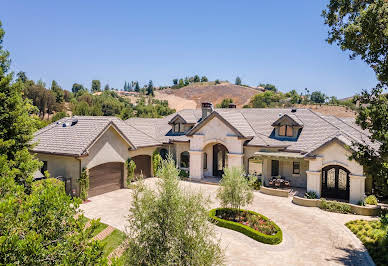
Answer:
201;102;213;120
228;103;236;108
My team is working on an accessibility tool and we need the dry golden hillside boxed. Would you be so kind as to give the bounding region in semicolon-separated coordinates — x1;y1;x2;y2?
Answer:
159;82;261;108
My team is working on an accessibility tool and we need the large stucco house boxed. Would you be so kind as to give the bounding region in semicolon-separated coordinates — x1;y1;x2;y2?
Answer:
32;103;375;203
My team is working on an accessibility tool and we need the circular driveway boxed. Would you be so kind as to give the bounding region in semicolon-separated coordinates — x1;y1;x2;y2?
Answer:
80;178;375;265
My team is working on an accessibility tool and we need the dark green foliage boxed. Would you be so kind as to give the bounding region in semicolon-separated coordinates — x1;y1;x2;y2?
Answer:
249;91;284;108
16;71;27;83
259;83;277;92
134;81;140;92
50;80;64;103
215;79;221;84
209;208;283;245
201;76;208;82
51;111;68;122
350;87;388;198
216;98;234;108
91;80;101;92
235;76;242;85
72;83;86;94
146;80;154;96
319;199;352;214
104;84;110;91
310;91;326;103
304;191;318;199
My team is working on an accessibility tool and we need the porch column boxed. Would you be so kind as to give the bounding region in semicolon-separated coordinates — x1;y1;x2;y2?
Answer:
306;171;322;197
189;150;203;180
349;174;366;204
227;153;243;169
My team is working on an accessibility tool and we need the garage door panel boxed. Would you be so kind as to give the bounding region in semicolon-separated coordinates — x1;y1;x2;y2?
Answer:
88;162;123;197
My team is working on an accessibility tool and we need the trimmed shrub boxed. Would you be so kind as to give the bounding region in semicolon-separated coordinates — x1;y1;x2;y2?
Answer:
364;195;378;205
319;199;352;214
32;178;64;191
304;191;318;199
209;208;282;245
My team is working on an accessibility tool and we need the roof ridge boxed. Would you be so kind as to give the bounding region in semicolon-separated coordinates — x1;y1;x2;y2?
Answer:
239;110;266;144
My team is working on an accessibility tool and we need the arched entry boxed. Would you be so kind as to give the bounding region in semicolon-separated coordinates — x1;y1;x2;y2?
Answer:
89;162;123;197
321;165;350;200
213;144;228;177
132;155;151;178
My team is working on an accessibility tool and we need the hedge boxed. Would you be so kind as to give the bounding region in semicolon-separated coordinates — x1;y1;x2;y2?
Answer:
208;208;282;245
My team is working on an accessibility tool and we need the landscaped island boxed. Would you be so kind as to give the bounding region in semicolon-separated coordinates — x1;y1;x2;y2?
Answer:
209;208;282;245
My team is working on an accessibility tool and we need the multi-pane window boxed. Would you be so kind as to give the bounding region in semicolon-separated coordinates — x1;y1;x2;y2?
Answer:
279;125;293;137
293;162;300;175
174;123;179;132
180;151;190;168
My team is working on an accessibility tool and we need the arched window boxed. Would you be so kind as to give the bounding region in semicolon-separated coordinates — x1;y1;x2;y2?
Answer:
159;148;168;160
180;151;190;168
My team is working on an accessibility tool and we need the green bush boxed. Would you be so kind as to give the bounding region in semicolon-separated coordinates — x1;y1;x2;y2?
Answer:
364;195;378;205
32;177;64;191
346;219;388;265
319;199;352;214
209;208;282;245
304;191;318;199
178;169;189;178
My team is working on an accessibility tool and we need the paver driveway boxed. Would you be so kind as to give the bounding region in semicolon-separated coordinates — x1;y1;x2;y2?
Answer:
80;178;375;266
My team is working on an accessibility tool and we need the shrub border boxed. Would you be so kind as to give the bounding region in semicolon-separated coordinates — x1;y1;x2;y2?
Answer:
208;208;282;245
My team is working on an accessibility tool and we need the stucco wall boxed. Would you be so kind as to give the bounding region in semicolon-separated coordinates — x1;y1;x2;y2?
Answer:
307;140;366;204
81;126;130;169
36;153;80;194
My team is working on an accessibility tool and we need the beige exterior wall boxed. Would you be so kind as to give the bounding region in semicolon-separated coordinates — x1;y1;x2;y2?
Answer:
36;153;80;195
307;140;366;204
189;116;245;180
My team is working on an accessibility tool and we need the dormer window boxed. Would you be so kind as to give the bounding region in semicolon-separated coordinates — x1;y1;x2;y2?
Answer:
279;125;293;137
173;123;186;133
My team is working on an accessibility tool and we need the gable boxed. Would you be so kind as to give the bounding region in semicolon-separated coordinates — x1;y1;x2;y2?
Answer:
168;114;187;124
271;114;303;127
187;112;244;137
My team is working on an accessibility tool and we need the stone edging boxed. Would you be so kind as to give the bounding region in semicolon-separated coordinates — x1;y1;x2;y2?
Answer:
260;186;289;197
292;195;381;216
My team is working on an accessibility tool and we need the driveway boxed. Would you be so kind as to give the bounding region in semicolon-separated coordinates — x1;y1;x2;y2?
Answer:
80;178;375;266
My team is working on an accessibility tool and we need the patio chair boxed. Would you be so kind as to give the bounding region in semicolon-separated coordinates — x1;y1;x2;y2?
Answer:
275;179;281;188
268;179;274;187
284;179;290;187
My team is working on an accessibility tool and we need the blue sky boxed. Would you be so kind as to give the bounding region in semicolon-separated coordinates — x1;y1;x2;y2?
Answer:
1;0;378;98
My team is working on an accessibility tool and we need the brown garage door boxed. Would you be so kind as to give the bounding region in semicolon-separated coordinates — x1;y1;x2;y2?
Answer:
89;162;123;197
132;155;151;178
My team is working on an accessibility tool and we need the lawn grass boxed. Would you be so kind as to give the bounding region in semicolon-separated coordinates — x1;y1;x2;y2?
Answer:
90;221;109;238
101;229;126;256
346;219;388;265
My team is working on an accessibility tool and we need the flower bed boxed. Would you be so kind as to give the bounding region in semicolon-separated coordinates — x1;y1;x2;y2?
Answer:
209;208;282;245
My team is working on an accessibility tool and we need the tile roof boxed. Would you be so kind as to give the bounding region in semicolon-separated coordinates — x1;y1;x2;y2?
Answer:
32;116;160;156
33;108;376;157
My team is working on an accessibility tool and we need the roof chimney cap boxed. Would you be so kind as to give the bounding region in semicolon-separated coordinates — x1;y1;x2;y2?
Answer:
228;103;236;108
291;108;297;113
201;102;213;108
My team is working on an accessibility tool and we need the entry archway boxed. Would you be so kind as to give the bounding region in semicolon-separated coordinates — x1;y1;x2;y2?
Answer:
321;165;350;200
132;155;151;178
213;143;228;177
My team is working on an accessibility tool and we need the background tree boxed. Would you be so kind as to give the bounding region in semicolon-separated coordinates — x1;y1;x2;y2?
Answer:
104;84;110;91
16;71;27;83
91;80;101;92
193;74;200;82
249;91;283;108
323;0;388;197
178;78;184;87
259;83;277;92
0;20;40;187
124;157;224;265
201;76;208;82
216;98;234;108
50;80;64;103
235;76;242;85
72;83;85;94
310;91;326;104
134;81;140;92
63;90;73;102
215;79;221;84
172;78;178;85
146;80;154;96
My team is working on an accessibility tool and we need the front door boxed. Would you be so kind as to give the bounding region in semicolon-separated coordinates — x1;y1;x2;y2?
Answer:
213;144;228;177
321;165;350;200
271;160;279;176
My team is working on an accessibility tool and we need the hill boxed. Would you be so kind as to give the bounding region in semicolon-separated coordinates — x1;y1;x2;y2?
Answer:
158;82;260;108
